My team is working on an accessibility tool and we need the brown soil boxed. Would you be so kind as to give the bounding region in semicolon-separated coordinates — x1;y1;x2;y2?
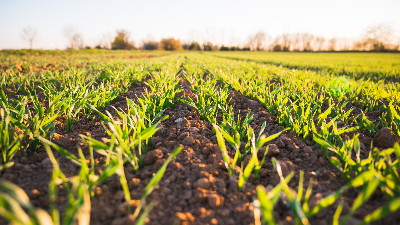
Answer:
1;79;400;225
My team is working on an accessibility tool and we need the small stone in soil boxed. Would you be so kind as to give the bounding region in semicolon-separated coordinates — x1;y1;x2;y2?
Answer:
174;118;183;123
194;178;211;189
208;194;221;208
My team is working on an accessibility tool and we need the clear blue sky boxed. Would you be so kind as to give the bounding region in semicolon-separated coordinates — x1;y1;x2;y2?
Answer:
0;0;399;49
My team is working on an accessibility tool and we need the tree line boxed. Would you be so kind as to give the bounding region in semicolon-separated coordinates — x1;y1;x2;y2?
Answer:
20;23;399;51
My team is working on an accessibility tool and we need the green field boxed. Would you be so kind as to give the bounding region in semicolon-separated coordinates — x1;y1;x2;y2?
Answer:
1;50;400;225
207;51;400;81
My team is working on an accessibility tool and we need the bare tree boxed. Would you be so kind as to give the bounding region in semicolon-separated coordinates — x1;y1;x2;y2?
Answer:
328;38;337;51
270;36;282;51
248;31;268;51
314;37;325;51
62;26;76;49
363;23;394;51
62;26;84;49
301;33;314;51
74;34;84;49
337;38;351;51
291;33;301;51
20;26;38;49
281;34;291;51
352;40;368;51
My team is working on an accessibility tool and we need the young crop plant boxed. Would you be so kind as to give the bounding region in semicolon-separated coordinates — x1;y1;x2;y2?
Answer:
324;76;352;100
63;92;90;132
213;123;286;191
131;84;182;126
0;179;54;225
44;142;91;225
312;126;400;223
1;90;66;154
0;89;30;124
182;80;231;124
259;158;399;225
37;137;181;225
0;141;91;225
220;107;253;141
382;103;400;138
0;109;28;171
213;124;241;177
125;74;183;150
81;105;166;171
21;93;65;153
254;173;294;225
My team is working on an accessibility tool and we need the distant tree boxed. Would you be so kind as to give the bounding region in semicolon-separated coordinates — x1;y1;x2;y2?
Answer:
62;26;84;49
141;34;158;50
272;44;282;51
203;42;213;51
20;26;38;49
111;30;135;50
301;33;314;51
268;34;291;51
363;23;394;51
328;38;337;51
143;41;158;50
314;37;325;51
337;38;351;51
202;42;218;51
248;31;268;51
291;33;302;51
269;36;282;51
160;38;182;50
189;42;201;50
395;37;400;51
73;34;84;49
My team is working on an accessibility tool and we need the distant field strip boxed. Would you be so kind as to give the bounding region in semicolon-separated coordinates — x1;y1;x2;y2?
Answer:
206;51;400;81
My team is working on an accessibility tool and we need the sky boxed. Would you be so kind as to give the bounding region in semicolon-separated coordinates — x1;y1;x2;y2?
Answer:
0;0;399;50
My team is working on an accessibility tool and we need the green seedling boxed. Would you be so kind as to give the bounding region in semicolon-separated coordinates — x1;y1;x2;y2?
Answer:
0;109;28;171
81;104;166;171
213;123;240;177
221;107;253;141
214;123;286;190
182;80;230;124
0;179;54;225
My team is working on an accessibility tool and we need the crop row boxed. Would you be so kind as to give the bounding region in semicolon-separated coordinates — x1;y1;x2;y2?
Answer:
184;54;400;224
0;54;185;224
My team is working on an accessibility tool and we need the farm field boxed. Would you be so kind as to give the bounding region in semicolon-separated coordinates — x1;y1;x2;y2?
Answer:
206;51;400;82
1;50;400;225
